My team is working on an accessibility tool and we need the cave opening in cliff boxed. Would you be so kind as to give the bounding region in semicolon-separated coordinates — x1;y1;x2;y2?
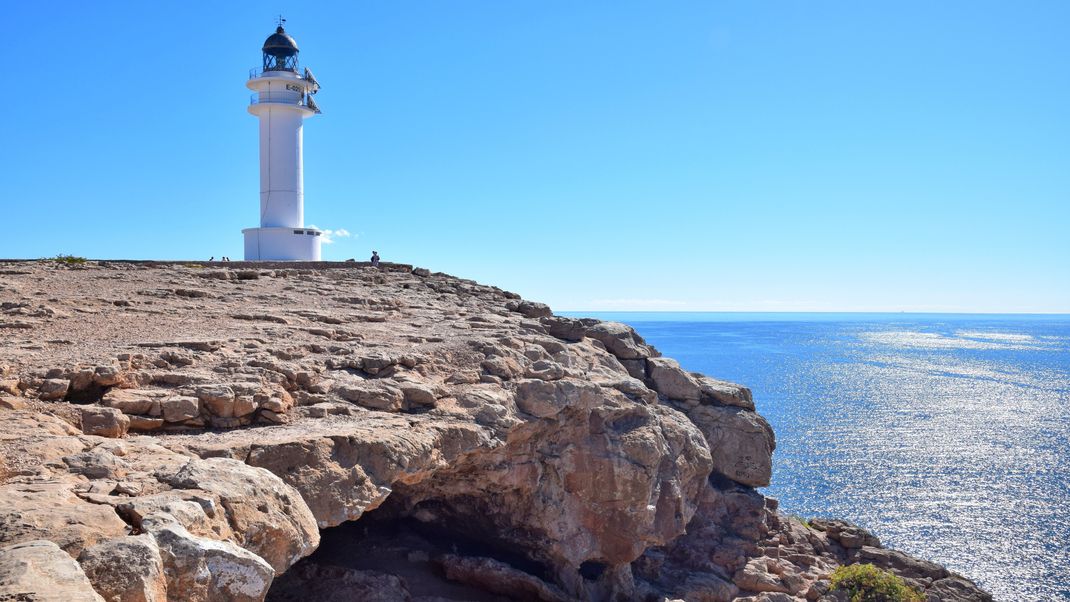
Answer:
64;382;110;404
267;498;556;602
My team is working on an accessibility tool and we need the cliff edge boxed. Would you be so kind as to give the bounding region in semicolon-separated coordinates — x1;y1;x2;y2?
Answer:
0;260;991;601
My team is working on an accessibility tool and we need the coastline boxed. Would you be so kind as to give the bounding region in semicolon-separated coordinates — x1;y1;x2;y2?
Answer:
0;261;993;601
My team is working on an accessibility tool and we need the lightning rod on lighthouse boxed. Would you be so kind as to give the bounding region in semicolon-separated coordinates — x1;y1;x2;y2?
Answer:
242;21;324;261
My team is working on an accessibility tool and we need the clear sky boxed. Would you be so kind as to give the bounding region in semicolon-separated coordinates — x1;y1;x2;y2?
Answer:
4;2;1068;312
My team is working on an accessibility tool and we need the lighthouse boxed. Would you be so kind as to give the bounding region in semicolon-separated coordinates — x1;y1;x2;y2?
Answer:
242;22;323;261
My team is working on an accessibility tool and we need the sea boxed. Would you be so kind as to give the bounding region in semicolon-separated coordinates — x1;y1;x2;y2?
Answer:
562;312;1070;601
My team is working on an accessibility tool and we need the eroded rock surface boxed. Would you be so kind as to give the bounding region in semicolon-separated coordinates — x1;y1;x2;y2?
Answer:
0;260;990;601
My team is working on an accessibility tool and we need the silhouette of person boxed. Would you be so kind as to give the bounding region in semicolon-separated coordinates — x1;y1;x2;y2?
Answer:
370;251;380;268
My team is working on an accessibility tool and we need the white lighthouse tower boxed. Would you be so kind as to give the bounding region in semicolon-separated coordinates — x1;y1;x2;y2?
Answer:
242;22;323;261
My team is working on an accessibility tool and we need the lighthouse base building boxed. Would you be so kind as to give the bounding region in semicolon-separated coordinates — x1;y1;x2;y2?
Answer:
243;24;324;261
243;227;323;261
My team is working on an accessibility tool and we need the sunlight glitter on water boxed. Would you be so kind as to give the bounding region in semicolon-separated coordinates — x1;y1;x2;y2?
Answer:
574;314;1070;601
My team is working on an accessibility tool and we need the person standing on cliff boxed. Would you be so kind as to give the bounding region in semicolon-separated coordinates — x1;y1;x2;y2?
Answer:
370;251;380;268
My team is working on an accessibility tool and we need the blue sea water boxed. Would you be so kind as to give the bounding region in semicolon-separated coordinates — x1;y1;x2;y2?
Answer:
563;313;1070;601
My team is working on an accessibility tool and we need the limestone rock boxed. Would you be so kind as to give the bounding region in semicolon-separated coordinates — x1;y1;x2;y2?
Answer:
0;378;20;395
439;554;570;602
541;316;597;342
695;375;755;410
158;457;319;572
513;300;552;319
78;535;168;602
160;396;199;422
675;572;740;602
584;321;659;360
93;365;123;387
0;396;28;410
128;416;165;432
39;378;70;401
102;389;164;416
335;381;404;412
0;540;104;602
926;575;995;602
267;563;412;602
733;558;793;594
63;450;130;480
809;519;881;550
0;483;131;556
683;404;775;488
646;357;702;402
142;514;274;602
80;406;130;438
196;385;236;417
514;378;603;418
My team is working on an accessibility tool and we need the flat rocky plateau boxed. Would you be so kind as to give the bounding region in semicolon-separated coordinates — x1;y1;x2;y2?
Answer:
0;260;992;601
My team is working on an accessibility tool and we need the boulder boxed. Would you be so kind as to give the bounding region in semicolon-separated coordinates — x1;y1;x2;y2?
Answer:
160;396;199;422
514;300;552;319
0;540;104;602
733;558;792;594
93;365;123;387
683;405;775;488
39;378;70;401
439;554;570;602
81;406;130;438
142;514;274;602
399;382;437;407
926;575;995;602
514;378;603;419
810;519;881;550
540;316;596;342
646;357;702;402
158;457;320;572
695;376;754;410
128;416;165;432
335;381;404;412
0;483;130;556
196;385;236;417
675;572;740;602
63;450;130;480
0;378;20;395
268;563;413;602
854;546;947;582
481;356;522;380
585;321;659;360
0;396;28;410
101;388;163;416
78;535;168;602
233;396;258;417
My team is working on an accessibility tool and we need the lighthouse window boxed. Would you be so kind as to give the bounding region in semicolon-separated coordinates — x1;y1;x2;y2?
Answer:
293;230;303;234
307;231;316;235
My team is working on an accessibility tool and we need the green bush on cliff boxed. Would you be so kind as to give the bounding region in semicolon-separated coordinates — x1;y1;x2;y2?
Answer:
829;563;923;602
50;254;87;265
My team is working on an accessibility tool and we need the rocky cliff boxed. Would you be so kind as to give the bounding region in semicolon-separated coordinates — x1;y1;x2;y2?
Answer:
0;261;991;601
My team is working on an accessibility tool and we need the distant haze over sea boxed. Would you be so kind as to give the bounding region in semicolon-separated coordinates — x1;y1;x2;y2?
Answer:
564;312;1070;601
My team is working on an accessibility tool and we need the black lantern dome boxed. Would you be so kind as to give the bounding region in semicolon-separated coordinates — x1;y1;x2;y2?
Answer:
262;26;299;72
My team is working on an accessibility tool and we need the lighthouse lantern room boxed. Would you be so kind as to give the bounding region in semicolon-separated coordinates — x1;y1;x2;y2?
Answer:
242;21;323;261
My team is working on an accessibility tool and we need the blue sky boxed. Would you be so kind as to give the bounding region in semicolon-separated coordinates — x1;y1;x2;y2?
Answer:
4;2;1068;312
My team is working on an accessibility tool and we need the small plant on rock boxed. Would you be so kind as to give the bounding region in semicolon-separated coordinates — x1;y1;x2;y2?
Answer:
829;564;923;602
50;254;87;265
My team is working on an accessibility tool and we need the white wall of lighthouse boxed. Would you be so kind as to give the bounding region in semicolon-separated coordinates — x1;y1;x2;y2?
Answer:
252;73;307;228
